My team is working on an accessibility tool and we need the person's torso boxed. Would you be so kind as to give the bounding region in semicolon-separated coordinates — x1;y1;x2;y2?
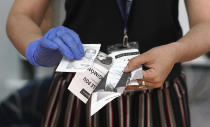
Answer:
63;0;183;79
63;0;182;52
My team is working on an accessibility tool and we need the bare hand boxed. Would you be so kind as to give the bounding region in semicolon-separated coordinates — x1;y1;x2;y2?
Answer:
124;44;177;89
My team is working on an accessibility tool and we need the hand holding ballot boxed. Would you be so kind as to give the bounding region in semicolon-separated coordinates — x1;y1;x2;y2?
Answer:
56;44;101;72
26;26;84;67
124;44;176;89
56;44;143;116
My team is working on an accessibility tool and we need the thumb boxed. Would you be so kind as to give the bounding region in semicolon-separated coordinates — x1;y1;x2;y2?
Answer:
124;53;148;72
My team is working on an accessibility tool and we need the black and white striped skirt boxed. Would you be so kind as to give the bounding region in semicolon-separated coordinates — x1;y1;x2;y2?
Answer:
42;72;190;127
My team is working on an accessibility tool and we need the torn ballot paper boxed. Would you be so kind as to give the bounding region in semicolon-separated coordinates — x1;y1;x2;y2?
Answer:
68;52;113;103
55;44;143;116
90;48;143;116
56;44;101;72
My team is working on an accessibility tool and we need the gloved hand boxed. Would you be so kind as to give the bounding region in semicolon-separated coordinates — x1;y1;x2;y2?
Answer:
25;26;85;67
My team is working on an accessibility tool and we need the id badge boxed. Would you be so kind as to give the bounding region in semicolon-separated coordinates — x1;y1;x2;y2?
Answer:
106;41;145;92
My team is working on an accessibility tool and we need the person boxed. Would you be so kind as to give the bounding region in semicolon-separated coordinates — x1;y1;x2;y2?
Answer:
6;0;210;126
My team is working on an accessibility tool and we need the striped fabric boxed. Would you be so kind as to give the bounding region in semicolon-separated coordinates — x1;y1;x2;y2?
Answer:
42;73;190;127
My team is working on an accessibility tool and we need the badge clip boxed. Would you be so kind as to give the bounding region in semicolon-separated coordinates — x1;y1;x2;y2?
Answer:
123;33;130;48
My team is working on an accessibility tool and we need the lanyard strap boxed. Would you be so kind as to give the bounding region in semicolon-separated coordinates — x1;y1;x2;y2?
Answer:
116;0;134;34
116;0;134;47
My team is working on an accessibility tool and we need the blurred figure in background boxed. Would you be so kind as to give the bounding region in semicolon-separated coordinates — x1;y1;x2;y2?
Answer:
0;78;51;127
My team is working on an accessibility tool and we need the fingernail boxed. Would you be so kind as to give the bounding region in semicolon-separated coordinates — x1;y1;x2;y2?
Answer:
124;66;129;72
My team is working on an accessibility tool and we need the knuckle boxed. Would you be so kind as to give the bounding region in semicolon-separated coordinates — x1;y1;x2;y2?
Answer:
69;29;77;34
56;30;64;36
57;26;65;30
62;34;70;39
67;28;78;36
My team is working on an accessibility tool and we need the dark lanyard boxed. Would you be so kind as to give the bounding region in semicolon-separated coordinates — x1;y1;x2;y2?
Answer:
116;0;134;47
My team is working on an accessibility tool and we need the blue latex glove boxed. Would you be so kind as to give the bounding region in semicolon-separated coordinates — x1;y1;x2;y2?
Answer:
26;26;85;67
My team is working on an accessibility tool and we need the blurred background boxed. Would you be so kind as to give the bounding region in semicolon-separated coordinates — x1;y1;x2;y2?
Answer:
0;0;210;127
